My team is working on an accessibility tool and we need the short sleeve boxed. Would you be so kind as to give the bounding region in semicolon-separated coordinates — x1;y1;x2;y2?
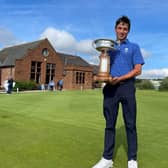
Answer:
133;44;145;66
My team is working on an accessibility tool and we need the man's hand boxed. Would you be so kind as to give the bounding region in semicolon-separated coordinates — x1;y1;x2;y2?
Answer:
109;64;142;85
110;77;122;85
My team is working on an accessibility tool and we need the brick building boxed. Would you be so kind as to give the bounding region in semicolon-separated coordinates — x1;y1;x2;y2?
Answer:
0;38;94;90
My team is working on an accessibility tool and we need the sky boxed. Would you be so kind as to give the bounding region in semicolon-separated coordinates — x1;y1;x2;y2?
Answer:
0;0;168;79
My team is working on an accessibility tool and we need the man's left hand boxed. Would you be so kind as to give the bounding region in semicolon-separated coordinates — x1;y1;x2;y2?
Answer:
111;77;122;85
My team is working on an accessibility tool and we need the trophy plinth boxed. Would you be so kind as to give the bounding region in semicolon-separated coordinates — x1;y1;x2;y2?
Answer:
92;39;116;82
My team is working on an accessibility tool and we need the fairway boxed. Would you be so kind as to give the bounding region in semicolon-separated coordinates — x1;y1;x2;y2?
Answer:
0;90;168;168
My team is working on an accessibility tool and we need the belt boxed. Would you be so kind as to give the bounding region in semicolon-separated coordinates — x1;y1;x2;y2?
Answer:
118;78;135;85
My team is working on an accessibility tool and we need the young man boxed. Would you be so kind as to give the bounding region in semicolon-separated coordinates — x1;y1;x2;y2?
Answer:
92;16;144;168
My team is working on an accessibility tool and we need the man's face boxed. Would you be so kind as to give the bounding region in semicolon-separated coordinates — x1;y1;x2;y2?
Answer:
115;22;129;42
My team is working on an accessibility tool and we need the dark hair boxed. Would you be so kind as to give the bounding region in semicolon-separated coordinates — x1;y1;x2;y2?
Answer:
115;16;131;31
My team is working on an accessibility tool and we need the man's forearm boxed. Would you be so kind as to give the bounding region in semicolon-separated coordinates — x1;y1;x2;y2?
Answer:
119;64;142;81
111;64;142;85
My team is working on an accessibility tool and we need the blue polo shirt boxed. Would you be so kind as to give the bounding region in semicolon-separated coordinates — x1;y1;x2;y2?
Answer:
108;39;144;77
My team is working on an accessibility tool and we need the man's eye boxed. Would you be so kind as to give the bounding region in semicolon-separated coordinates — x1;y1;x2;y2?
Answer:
124;28;128;31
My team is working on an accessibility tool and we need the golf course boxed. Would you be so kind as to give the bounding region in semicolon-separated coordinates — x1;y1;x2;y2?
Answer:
0;89;167;168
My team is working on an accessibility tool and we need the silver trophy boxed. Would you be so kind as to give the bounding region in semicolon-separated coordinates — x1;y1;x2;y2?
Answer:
92;38;116;82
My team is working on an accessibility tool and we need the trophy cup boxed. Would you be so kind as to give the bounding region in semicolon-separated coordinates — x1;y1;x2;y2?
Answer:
92;38;116;82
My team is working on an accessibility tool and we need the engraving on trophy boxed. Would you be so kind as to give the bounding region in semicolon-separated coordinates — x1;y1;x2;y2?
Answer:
92;39;116;82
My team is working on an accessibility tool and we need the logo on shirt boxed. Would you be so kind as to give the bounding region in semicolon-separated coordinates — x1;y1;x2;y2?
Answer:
124;48;128;53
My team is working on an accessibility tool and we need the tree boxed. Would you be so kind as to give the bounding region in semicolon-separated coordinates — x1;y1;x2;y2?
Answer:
135;79;155;90
159;77;168;91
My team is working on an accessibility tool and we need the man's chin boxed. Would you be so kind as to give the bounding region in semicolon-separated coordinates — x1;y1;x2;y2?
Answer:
118;37;126;41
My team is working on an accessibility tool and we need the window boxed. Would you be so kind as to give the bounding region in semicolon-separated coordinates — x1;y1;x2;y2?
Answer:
30;61;42;83
42;48;49;57
45;63;56;84
75;71;85;84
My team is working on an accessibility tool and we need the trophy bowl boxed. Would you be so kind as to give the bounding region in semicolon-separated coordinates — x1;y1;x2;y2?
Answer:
92;38;116;51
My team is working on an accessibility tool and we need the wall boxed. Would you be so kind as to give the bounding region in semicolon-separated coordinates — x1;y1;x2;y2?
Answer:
14;39;64;85
63;66;93;90
0;67;15;88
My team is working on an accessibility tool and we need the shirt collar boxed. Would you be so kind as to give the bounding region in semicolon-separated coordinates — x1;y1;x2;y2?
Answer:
116;39;129;45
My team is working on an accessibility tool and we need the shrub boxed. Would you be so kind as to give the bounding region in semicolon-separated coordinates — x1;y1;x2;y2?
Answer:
135;79;155;90
159;77;168;91
13;80;37;91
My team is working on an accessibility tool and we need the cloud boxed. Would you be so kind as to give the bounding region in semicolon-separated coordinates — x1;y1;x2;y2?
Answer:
141;48;151;58
76;39;97;55
0;27;21;47
40;27;98;63
140;68;168;79
40;27;77;53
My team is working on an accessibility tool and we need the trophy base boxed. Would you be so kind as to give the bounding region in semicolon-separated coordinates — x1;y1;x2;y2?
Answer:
93;75;113;82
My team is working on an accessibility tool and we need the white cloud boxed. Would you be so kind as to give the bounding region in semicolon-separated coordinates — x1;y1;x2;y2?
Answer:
76;39;99;64
40;27;98;63
76;39;96;55
141;48;151;58
40;27;76;53
140;68;168;79
0;27;21;47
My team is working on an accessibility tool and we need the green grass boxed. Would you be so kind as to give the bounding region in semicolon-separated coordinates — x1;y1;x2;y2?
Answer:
0;90;168;168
